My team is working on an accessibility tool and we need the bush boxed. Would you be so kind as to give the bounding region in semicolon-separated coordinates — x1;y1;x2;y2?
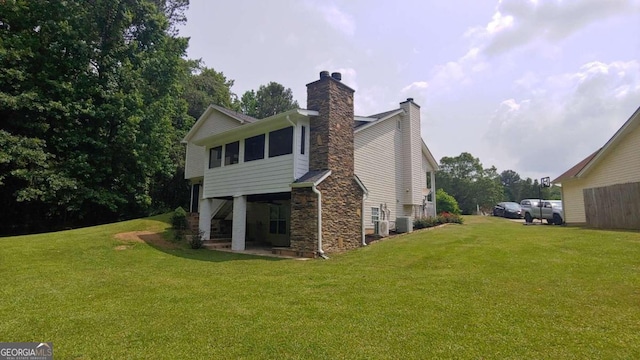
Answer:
171;206;188;230
437;211;464;224
413;212;464;230
414;217;438;229
189;230;205;249
436;189;461;215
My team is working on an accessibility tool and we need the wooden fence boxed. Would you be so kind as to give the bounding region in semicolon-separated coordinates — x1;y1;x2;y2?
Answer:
583;182;640;230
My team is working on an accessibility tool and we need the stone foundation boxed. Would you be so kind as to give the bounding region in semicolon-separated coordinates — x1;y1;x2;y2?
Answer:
290;187;318;254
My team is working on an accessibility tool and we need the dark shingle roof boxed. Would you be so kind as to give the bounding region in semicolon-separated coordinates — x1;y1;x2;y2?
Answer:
210;104;257;123
354;108;402;129
552;150;600;183
293;170;331;185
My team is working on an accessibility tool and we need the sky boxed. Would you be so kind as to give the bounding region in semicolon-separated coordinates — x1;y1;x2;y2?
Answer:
180;0;640;181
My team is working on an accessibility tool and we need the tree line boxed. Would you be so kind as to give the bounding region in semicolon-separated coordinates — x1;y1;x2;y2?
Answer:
0;0;298;235
436;152;561;215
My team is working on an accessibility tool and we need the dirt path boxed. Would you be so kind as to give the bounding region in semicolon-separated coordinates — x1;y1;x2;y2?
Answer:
114;231;179;250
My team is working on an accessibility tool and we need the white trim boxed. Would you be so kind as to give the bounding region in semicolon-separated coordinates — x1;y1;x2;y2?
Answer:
422;140;439;171
182;105;249;144
355;116;377;122
576;106;640;178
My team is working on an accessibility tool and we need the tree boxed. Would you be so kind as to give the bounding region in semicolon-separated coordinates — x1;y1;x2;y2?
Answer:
0;0;190;234
500;170;522;202
241;82;299;118
436;189;461;215
436;152;503;214
183;65;239;120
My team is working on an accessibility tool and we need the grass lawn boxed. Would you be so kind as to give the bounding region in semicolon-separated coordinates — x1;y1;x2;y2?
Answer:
1;215;639;359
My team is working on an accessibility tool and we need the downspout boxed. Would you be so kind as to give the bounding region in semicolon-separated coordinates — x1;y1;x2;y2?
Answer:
361;191;368;246
311;185;328;259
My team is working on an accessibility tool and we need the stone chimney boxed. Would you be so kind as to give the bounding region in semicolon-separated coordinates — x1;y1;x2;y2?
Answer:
306;71;355;177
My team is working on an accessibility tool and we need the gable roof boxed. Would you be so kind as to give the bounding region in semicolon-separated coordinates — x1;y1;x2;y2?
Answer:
422;140;439;171
181;105;257;144
553;105;640;183
354;109;404;131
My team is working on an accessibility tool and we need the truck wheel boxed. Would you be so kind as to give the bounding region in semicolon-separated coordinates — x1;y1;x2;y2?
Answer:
525;213;532;223
547;218;555;225
553;213;562;225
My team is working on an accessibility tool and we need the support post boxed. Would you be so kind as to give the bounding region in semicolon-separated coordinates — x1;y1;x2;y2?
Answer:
232;195;247;251
199;199;212;240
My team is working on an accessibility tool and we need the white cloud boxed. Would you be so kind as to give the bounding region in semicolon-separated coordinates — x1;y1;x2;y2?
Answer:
402;81;429;93
485;60;640;177
469;0;640;56
314;3;356;37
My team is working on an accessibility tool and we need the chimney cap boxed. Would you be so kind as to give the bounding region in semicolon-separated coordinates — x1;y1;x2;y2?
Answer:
331;72;342;81
319;71;330;79
407;97;414;102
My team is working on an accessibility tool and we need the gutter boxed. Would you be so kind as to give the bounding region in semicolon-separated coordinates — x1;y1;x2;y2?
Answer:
311;185;328;259
361;190;368;246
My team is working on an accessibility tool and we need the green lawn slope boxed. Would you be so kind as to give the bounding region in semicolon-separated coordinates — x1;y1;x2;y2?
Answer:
1;215;639;359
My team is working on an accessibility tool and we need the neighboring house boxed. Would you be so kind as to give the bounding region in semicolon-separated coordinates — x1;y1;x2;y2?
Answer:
182;71;439;257
552;106;640;229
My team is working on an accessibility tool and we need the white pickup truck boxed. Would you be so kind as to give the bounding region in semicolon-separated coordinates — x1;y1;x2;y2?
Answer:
520;199;564;225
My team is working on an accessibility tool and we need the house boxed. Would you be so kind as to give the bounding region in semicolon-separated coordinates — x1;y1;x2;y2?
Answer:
182;71;439;257
552;106;640;229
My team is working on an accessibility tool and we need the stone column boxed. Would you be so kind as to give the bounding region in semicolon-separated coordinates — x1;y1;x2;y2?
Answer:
199;199;212;240
232;195;247;251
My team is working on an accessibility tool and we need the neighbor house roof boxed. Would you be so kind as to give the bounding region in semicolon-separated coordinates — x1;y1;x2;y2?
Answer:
552;105;640;183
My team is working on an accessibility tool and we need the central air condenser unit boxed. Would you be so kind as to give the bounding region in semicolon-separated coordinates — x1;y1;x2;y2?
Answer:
395;216;413;233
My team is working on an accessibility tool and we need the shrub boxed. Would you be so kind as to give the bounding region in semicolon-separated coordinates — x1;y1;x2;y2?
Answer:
414;217;438;229
437;211;464;224
436;189;462;215
189;230;205;249
171;206;188;230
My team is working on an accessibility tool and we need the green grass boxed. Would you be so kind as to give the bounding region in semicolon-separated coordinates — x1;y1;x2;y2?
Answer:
1;215;639;359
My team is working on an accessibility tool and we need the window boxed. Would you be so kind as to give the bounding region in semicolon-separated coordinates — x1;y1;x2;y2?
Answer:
209;146;222;168
300;126;306;155
269;205;287;235
224;141;239;165
426;172;433;201
371;207;380;225
269;127;293;157
244;134;265;162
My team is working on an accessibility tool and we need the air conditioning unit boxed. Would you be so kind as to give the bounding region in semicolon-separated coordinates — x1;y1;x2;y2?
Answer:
377;220;389;237
396;216;413;233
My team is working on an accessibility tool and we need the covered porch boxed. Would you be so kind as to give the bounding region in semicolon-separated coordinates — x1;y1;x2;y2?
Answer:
196;191;297;254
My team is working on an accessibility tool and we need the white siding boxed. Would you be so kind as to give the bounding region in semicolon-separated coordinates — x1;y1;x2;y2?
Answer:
355;114;404;228
562;123;640;224
203;154;294;198
399;101;424;206
185;113;243;180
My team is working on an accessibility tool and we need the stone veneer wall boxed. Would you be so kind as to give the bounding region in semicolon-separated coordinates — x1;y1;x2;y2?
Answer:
317;176;363;252
290;187;318;255
289;72;363;254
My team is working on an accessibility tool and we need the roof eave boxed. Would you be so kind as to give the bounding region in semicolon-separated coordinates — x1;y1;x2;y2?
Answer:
575;106;640;178
354;109;404;133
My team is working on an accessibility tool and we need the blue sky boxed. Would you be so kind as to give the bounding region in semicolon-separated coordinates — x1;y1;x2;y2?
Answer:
180;0;640;180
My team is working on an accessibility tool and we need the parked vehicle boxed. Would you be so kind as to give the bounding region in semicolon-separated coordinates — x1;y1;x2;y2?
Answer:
493;202;523;219
520;199;564;224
